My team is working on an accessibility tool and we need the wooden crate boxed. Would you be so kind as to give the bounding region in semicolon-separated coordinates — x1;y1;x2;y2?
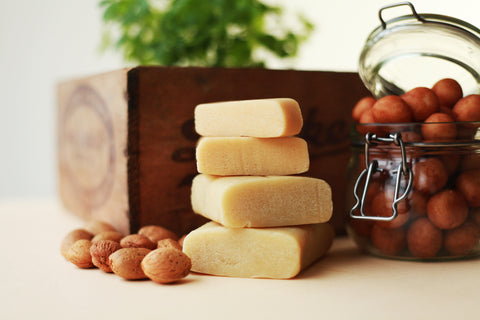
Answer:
57;66;369;236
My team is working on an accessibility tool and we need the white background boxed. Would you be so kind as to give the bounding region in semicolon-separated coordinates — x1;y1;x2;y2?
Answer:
1;0;479;199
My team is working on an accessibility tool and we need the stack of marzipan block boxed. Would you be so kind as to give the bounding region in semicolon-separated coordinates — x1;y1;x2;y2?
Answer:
183;98;334;279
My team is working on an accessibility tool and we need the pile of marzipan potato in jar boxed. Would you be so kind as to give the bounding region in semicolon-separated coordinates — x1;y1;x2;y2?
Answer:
350;78;480;259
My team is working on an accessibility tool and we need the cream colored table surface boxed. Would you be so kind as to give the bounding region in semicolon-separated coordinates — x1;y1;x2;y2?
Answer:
1;199;479;320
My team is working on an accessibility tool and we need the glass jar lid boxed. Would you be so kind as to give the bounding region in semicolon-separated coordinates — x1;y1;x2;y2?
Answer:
358;2;480;98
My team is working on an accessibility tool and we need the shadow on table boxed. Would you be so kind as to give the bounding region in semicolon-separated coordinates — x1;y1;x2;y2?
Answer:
296;236;370;280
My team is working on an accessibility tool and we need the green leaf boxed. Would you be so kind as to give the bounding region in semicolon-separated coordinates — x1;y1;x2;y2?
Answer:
97;0;314;67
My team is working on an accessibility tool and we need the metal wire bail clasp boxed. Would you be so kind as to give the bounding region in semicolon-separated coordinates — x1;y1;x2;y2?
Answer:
350;132;413;221
378;1;425;29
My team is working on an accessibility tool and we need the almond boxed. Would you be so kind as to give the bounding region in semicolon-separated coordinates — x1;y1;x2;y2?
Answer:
109;248;151;280
90;240;122;272
91;231;124;244
67;239;94;269
157;238;182;251
138;225;178;242
141;247;191;284
60;229;93;258
120;234;156;250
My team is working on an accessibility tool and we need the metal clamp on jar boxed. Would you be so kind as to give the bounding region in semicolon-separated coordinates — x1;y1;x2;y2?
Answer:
347;2;480;261
350;132;413;222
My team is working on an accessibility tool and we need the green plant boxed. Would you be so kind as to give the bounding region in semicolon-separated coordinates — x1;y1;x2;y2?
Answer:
99;0;313;67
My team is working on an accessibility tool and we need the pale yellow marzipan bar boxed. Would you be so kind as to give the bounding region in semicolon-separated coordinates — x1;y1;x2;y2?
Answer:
194;98;303;137
191;174;333;228
196;137;309;176
182;221;334;279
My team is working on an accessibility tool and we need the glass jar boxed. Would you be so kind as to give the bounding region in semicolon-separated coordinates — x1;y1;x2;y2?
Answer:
347;123;480;260
347;2;480;260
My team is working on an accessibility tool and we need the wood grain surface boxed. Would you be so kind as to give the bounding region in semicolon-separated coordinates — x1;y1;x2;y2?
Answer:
58;66;369;236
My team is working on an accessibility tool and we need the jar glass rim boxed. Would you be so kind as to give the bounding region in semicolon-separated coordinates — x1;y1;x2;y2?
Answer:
359;9;480;98
366;13;480;43
352;121;480;147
